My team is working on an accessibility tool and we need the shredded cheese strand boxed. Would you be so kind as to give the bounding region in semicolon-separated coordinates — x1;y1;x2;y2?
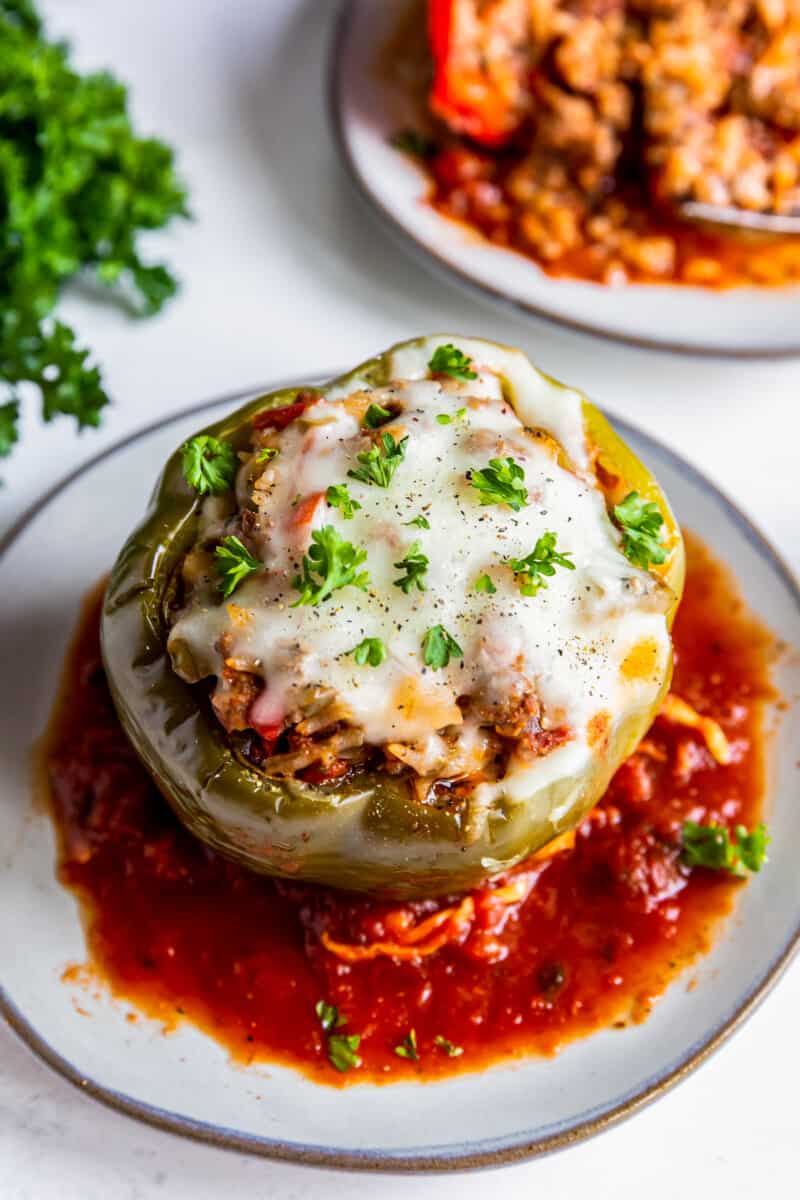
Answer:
659;693;732;765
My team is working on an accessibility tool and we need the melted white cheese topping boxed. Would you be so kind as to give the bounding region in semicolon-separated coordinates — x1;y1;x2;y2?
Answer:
169;338;670;800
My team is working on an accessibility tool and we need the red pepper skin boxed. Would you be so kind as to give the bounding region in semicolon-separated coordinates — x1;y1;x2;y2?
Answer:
301;759;350;786
252;393;314;431
428;0;524;148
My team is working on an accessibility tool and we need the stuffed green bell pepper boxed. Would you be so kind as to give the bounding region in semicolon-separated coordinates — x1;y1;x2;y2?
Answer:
101;335;684;898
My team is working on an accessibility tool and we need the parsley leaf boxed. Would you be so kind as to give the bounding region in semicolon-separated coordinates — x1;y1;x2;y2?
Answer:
326;482;361;520
681;821;769;876
315;1000;345;1032
350;637;387;667
363;402;392;429
613;492;668;570
404;514;430;530
292;525;370;606
436;407;467;426
509;532;575;596
394;1029;419;1061
470;457;528;511
422;624;463;670
0;1;187;466
393;541;429;594
435;1035;463;1058
428;344;477;381
390;128;438;159
474;573;497;594
328;1033;362;1072
0;399;20;457
215;536;262;598
181;436;237;495
256;446;279;463
348;432;408;488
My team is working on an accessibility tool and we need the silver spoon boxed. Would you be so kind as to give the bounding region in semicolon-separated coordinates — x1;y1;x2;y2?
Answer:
680;201;800;236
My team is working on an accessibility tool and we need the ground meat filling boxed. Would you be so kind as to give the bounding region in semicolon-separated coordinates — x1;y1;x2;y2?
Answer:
423;0;800;285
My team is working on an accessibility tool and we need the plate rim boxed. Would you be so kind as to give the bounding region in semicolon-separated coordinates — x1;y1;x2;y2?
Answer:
1;380;799;1173
327;0;800;361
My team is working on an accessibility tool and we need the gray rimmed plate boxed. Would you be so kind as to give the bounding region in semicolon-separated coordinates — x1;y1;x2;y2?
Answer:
0;381;798;1171
329;0;800;358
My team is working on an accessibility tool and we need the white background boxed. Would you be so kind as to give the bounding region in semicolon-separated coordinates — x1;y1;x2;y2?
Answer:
1;1;798;1196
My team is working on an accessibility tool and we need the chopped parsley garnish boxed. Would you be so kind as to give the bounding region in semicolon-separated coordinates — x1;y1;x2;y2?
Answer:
474;573;497;595
393;542;429;594
394;1029;419;1061
428;344;477;381
214;536;261;598
470;457;528;511
435;1035;463;1058
509;532;575;596
390;128;438;159
404;514;430;530
348;432;408;488
326;482;362;520
292;526;370;606
350;637;387;668
327;1033;362;1072
256;446;279;463
315;1000;362;1071
315;1000;345;1032
681;821;769;876
181;436;237;495
613;492;669;570
0;0;187;467
436;407;467;425
422;624;463;670
363;402;392;429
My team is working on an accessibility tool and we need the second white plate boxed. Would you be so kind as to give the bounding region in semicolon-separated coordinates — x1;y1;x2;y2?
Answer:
330;0;800;357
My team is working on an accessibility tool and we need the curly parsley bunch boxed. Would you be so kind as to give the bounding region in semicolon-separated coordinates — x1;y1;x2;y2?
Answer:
0;0;188;462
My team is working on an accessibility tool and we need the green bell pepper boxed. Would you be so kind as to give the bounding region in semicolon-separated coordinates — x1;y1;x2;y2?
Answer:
101;337;684;898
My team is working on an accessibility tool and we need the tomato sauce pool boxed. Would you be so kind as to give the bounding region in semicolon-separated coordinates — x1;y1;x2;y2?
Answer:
44;533;774;1085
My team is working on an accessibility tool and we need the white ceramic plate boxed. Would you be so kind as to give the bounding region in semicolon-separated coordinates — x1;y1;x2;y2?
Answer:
330;0;800;358
1;384;798;1171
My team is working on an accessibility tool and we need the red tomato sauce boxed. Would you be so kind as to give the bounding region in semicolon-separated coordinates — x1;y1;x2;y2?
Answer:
44;533;774;1085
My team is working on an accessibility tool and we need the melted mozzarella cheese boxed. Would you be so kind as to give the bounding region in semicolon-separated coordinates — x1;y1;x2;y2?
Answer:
168;338;671;795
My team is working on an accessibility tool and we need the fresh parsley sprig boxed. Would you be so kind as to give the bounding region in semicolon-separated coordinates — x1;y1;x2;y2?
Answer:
315;1000;362;1072
363;402;392;429
404;514;430;530
436;407;467;425
469;457;529;511
181;436;237;495
0;0;187;465
435;1035;463;1057
428;344;477;381
215;536;262;598
328;1033;362;1072
292;526;370;606
348;432;408;488
315;1000;345;1032
326;482;361;519
681;821;769;876
474;573;497;594
393;542;429;594
613;492;668;570
422;624;463;670
509;532;575;596
349;637;387;667
394;1029;419;1061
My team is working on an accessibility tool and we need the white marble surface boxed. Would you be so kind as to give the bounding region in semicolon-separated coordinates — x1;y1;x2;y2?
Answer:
1;1;797;1195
